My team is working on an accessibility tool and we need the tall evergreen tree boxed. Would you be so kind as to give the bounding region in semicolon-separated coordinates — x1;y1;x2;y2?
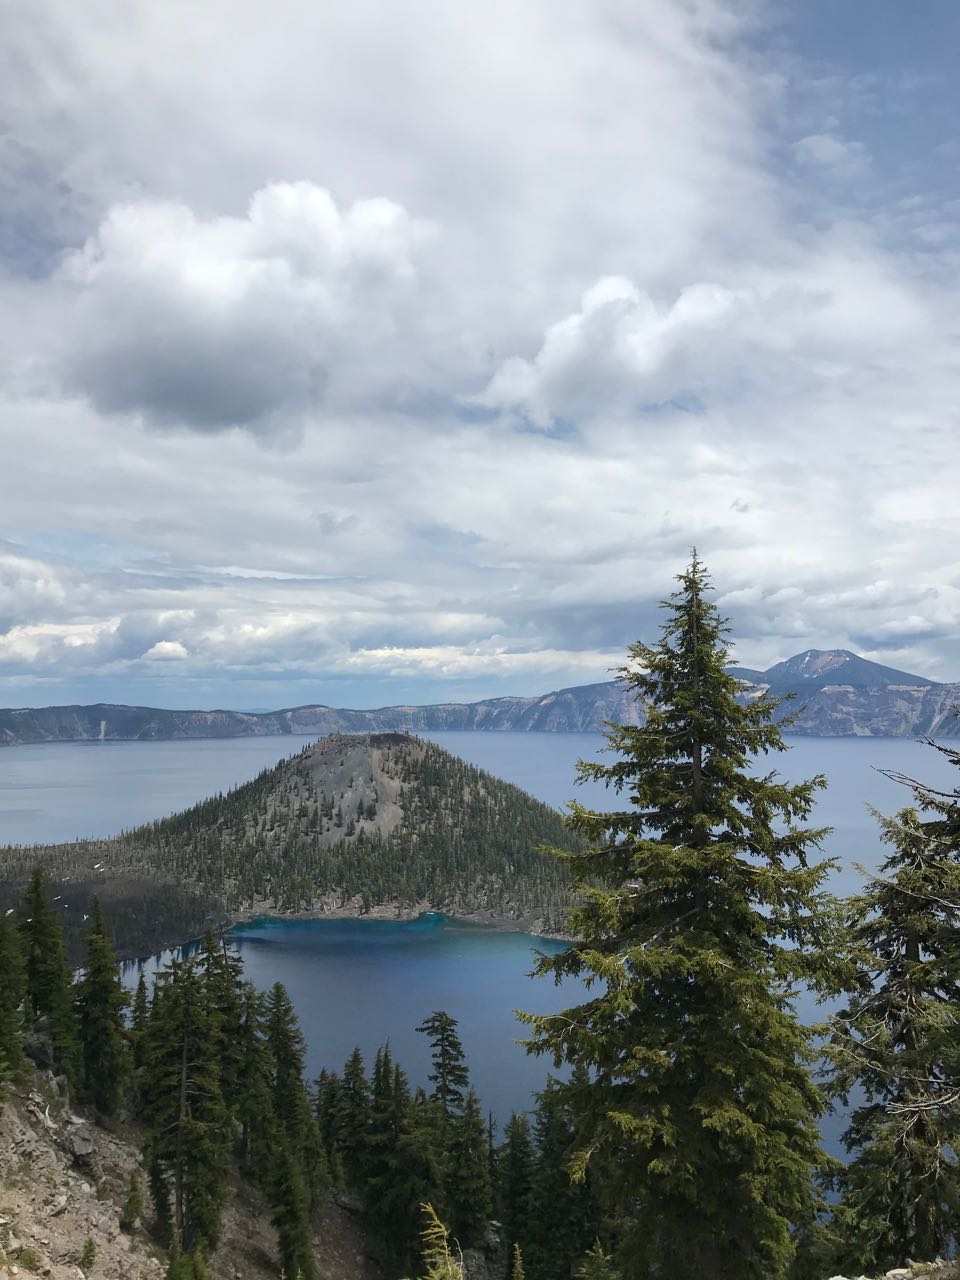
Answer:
499;1112;535;1265
446;1088;492;1251
197;930;244;1101
130;971;150;1072
416;1011;470;1121
0;911;27;1092
520;556;835;1280
264;981;328;1207
525;1074;598;1280
270;1141;317;1280
20;866;80;1084
826;798;960;1272
142;959;232;1256
235;982;272;1169
76;898;129;1115
338;1047;372;1187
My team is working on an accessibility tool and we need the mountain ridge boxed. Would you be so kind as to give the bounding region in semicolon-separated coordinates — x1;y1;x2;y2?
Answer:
0;649;957;743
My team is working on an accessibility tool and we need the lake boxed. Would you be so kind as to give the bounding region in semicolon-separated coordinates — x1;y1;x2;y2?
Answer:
3;729;958;1127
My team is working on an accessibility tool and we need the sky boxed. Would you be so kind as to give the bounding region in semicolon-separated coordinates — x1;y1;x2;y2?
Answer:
1;0;959;710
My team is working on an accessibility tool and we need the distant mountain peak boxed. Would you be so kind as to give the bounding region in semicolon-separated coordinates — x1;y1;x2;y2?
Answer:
736;648;938;692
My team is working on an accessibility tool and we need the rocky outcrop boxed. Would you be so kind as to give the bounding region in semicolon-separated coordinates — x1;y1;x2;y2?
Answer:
0;1069;380;1280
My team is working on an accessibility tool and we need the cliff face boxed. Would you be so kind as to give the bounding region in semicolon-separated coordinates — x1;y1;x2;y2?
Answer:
0;651;957;744
0;1067;378;1280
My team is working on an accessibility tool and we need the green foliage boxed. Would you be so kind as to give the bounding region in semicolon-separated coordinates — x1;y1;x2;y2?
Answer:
0;910;27;1092
79;1236;97;1270
446;1089;492;1251
576;1241;619;1280
418;1203;462;1280
826;781;960;1273
130;971;150;1071
269;1141;317;1280
20;866;80;1084
18;1244;42;1271
120;1171;144;1231
499;1112;535;1264
142;958;232;1255
525;1074;598;1280
511;1243;526;1280
416;1010;470;1120
520;556;836;1280
76;898;129;1114
337;1046;373;1187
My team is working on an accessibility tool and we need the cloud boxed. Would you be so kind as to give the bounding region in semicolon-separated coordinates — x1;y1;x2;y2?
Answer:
49;182;433;431
143;640;189;661
1;1;960;704
472;277;748;427
793;131;868;175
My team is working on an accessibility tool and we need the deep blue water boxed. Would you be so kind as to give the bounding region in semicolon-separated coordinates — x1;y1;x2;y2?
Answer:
129;913;575;1126
5;729;958;1128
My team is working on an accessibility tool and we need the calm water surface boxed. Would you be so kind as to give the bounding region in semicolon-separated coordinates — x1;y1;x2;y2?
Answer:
4;729;957;1125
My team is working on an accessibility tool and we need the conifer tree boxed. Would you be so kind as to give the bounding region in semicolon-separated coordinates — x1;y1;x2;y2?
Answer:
20;866;80;1084
130;972;150;1072
525;1074;597;1280
197;930;244;1101
418;1203;462;1280
499;1113;534;1265
416;1011;470;1121
0;911;27;1091
143;958;232;1255
576;1241;620;1280
511;1243;526;1280
446;1088;492;1251
338;1047;372;1186
264;982;328;1206
270;1141;317;1280
315;1068;346;1184
235;982;272;1169
521;556;835;1280
76;898;128;1115
826;799;960;1272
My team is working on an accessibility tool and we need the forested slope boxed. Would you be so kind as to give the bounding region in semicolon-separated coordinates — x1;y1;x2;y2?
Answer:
0;733;579;958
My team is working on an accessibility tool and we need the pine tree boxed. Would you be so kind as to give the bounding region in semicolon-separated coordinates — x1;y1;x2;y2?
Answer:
130;972;150;1071
20;866;80;1084
120;1171;145;1231
446;1088;492;1251
315;1068;346;1184
520;556;835;1280
525;1074;597;1280
197;930;244;1101
264;982;328;1207
576;1241;620;1280
0;911;27;1091
76;898;129;1115
143;958;232;1255
270;1141;317;1280
338;1047;372;1186
235;982;273;1169
499;1113;535;1265
826;798;960;1272
416;1011;470;1121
